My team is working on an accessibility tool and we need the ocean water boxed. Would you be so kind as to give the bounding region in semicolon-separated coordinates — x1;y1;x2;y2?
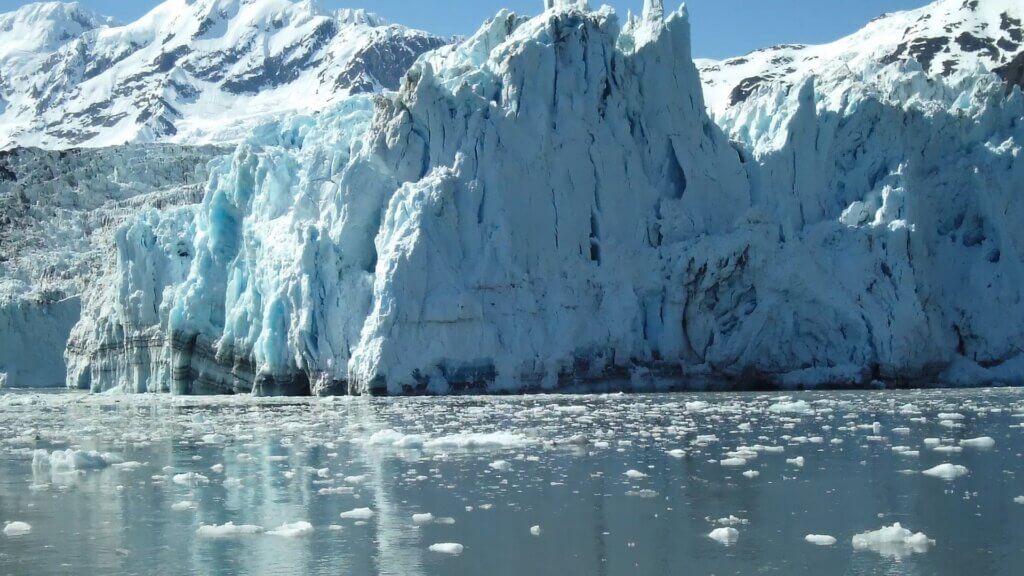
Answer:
1;388;1022;575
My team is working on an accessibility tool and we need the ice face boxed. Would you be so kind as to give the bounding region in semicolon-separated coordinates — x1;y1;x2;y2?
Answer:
63;0;1024;396
72;2;752;395
0;145;223;390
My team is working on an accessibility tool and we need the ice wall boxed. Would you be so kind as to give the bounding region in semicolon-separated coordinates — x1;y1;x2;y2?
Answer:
68;1;1024;395
0;145;222;389
0;295;79;388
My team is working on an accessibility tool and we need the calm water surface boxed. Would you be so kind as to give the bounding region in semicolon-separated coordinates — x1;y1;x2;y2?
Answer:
1;388;1022;575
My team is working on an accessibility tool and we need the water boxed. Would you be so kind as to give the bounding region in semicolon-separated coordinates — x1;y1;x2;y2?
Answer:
1;388;1022;576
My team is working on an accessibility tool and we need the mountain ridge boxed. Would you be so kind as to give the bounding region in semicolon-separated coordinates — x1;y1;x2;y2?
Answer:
697;0;1023;118
0;0;449;149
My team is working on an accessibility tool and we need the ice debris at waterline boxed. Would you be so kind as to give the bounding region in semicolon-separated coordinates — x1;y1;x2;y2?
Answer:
708;527;739;545
428;543;465;556
1;388;1022;574
195;522;265;538
922;463;970;480
61;0;1024;396
805;534;837;546
267;521;314;538
2;521;31;537
852;523;934;558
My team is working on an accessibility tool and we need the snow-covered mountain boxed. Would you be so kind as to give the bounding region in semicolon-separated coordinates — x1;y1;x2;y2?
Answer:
0;0;448;149
698;0;1023;121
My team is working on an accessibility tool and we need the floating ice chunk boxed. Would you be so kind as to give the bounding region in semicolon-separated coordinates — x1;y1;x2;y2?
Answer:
367;429;427;449
923;438;941;446
768;400;812;415
742;470;760;478
852;523;933;557
201;434;226;444
3;522;31;536
624;469;648;478
196;522;264;538
1014;496;1024;505
720;458;746;467
318;486;355;495
210;464;224;473
715;516;748;526
922;464;969;480
112;461;145;471
43;449;119;471
933;445;962;454
489;460;512;472
787;457;805;467
172;472;209;486
892;428;911;435
429;543;464;555
960;437;995;449
170;501;197;511
708;527;739;545
805;534;837;546
340;508;375;520
412;513;435;525
937;413;964;420
685;401;709;412
667;449;686;458
423;433;531;450
530;525;542;536
626;489;660;498
267;521;313;537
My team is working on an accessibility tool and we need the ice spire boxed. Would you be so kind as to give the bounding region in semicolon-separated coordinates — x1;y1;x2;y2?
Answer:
642;0;665;21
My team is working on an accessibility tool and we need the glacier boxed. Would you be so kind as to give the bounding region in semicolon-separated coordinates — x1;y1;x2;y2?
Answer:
1;144;223;387
12;0;1024;395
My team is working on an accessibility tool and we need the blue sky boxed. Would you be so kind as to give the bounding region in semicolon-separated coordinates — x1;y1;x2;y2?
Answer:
1;0;932;59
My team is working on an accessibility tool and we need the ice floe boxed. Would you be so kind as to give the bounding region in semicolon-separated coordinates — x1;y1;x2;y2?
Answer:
852;523;934;558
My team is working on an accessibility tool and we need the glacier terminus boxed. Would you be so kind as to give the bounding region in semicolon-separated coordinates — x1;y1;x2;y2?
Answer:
0;0;1023;396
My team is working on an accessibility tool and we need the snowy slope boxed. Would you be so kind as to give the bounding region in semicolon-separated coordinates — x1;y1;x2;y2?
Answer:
0;0;448;149
698;0;1023;121
51;0;1024;395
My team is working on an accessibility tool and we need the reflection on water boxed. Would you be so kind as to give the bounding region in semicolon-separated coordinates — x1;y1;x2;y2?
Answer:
1;388;1023;576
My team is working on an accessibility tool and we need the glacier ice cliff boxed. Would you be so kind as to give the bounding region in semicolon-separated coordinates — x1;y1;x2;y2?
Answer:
0;144;223;387
65;0;1024;395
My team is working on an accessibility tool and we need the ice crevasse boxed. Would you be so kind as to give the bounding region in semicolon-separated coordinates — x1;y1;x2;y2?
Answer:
67;0;1024;395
